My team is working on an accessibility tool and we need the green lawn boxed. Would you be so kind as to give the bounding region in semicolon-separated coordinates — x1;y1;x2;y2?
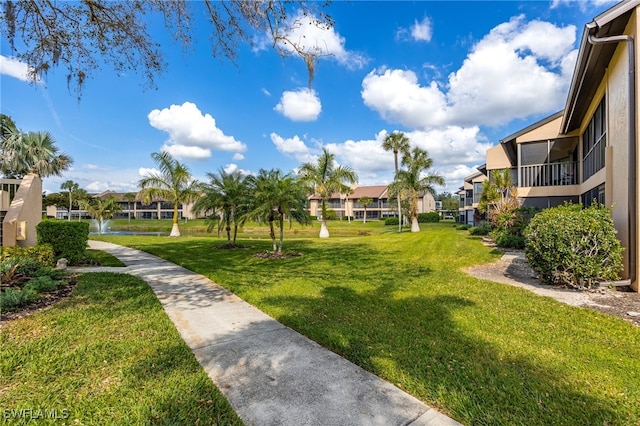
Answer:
0;273;243;426
91;221;640;425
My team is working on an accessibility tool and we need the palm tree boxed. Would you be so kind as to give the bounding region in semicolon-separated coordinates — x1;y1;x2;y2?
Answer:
478;168;520;225
1;130;72;178
123;192;137;222
192;168;250;245
382;131;411;232
298;148;358;238
358;196;373;224
137;151;200;237
79;197;122;235
246;169;310;253
389;147;444;232
60;180;79;221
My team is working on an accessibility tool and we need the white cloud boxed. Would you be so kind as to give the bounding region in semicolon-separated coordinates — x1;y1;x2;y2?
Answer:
550;0;617;11
411;17;433;42
362;16;577;129
148;102;246;161
232;153;245;161
270;133;315;163
139;167;159;177
223;163;253;175
268;9;368;69
0;55;39;82
275;88;322;121
406;126;492;166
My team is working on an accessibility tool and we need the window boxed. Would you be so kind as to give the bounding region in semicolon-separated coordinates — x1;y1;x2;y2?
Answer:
473;182;483;204
582;97;606;181
581;184;605;207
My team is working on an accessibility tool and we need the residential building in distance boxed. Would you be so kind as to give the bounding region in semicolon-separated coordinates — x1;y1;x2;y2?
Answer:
468;0;639;290
457;169;488;226
308;185;436;221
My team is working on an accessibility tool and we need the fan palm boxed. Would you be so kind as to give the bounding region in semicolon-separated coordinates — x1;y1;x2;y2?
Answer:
358;196;373;224
1;130;72;178
298;148;358;238
79;197;122;235
137;152;200;237
382;131;410;232
192;168;250;245
389;147;444;232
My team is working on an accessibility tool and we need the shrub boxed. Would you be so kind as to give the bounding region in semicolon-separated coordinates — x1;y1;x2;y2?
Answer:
385;217;399;226
525;203;623;289
417;212;440;223
469;224;492;236
24;276;59;293
456;224;470;230
0;287;40;310
37;221;89;263
322;210;338;221
495;234;525;249
0;244;55;267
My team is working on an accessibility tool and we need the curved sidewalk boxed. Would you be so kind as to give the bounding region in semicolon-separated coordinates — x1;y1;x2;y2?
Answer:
75;240;461;426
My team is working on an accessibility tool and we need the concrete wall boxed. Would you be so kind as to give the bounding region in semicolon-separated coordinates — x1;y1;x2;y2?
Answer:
2;174;42;247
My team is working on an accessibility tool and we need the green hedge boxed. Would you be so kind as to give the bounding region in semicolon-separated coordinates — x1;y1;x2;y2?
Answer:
525;203;623;288
384;217;399;226
417;212;440;223
36;221;89;263
0;244;55;267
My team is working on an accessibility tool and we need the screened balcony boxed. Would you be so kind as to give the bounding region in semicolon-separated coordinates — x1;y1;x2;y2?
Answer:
518;137;579;188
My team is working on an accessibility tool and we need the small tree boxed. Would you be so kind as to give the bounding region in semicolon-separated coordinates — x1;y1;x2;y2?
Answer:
358;196;373;224
60;180;79;221
123;192;137;222
79;197;122;235
525;203;623;289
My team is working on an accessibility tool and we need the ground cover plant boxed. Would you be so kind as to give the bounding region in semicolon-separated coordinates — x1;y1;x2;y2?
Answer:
0;272;243;425
92;222;640;425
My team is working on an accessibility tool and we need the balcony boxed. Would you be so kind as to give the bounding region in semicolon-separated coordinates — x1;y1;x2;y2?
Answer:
520;161;578;187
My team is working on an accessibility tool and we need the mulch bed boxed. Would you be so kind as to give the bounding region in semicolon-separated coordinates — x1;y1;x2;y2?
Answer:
1;276;78;323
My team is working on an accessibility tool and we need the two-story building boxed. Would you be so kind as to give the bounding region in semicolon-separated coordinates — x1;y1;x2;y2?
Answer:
458;169;488;226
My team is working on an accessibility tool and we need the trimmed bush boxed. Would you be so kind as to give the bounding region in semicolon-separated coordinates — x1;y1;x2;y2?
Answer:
525;203;623;288
0;244;55;267
456;224;470;230
36;221;89;263
495;234;525;249
384;217;400;226
417;212;440;223
469;224;492;236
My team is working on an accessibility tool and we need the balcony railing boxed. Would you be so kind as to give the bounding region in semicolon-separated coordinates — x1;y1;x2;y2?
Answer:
520;161;578;187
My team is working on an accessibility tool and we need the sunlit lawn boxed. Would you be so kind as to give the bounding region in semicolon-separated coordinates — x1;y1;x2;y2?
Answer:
0;273;243;425
93;221;639;424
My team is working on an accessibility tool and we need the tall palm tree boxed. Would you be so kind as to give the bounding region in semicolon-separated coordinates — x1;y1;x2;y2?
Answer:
298;148;358;238
79;197;122;235
358;196;373;224
137;151;200;237
382;131;411;232
1;130;72;178
192;168;250;245
60;180;79;222
123;192;137;222
389;147;444;233
246;169;310;253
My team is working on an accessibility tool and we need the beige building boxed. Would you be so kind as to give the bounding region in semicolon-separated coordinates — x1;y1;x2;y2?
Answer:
457;170;488;226
476;0;639;290
1;174;42;247
308;185;436;221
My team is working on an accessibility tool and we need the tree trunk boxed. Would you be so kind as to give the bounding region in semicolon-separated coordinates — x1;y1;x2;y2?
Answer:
278;214;284;253
319;220;330;238
269;219;277;251
411;216;420;232
363;208;367;224
169;222;181;237
397;197;402;233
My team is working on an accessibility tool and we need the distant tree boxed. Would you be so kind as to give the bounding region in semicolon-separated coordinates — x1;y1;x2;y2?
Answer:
137;151;200;237
389;147;444;232
60;180;79;222
1;1;333;97
245;169;310;253
382;131;411;232
79;197;122;235
0;114;17;141
298;148;358;238
437;192;460;213
0;130;72;179
358;196;373;224
192;168;250;245
123;192;137;222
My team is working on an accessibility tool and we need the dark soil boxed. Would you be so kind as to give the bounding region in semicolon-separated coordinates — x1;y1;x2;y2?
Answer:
1;277;78;323
252;251;303;259
213;244;250;250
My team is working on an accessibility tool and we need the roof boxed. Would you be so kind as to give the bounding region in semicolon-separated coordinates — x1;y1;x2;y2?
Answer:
562;0;639;133
307;185;389;200
499;111;564;144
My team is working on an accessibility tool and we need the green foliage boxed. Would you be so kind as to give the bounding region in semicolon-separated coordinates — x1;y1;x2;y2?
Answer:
36;220;89;263
525;203;624;288
0;287;40;310
384;217;399;226
24;276;60;292
469;224;492;236
323;209;338;220
456;224;470;230
0;244;55;267
490;207;533;249
495;234;525;249
417;212;440;223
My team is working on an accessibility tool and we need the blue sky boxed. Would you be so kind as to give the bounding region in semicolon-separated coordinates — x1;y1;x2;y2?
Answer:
0;0;618;195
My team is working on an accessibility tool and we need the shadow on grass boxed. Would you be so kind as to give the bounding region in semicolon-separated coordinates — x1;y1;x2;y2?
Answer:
261;284;620;425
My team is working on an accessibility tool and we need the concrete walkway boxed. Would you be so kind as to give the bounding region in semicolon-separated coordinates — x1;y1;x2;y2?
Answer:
72;240;461;426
